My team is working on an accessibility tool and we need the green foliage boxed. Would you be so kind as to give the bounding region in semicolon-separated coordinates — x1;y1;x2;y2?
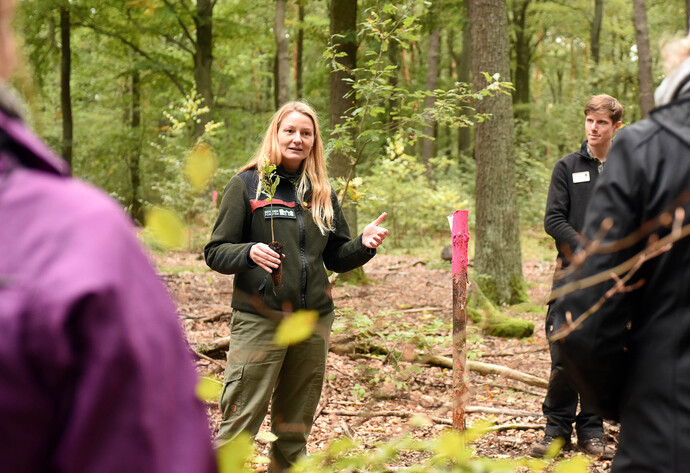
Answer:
356;132;472;248
324;2;513;209
148;92;223;249
286;426;589;473
258;160;280;241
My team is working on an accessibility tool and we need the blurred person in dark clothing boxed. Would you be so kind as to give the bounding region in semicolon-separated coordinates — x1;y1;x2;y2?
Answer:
0;1;217;471
552;32;690;472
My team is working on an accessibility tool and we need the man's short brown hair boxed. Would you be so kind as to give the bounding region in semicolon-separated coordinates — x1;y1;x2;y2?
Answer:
585;94;624;124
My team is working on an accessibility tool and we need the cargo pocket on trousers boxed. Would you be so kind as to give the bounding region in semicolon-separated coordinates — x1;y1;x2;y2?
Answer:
220;365;244;418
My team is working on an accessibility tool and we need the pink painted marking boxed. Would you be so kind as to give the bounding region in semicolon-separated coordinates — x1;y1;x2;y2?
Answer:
451;210;470;275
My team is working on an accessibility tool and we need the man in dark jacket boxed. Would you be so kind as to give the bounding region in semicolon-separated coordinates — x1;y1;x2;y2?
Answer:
0;1;217;471
550;33;690;472
533;94;623;458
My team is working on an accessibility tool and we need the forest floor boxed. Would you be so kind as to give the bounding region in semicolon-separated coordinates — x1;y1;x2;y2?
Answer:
156;247;617;472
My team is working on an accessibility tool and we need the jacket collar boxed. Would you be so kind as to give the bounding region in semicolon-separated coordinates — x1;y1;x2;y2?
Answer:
0;87;69;176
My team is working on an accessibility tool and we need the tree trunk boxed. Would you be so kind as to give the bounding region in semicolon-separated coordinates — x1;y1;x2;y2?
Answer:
591;0;603;64
60;5;73;166
469;0;524;305
194;0;214;137
511;0;531;121
329;0;358;231
296;2;305;99
421;24;441;178
633;0;655;118
129;68;144;224
386;11;400;132
449;0;472;155
274;0;290;108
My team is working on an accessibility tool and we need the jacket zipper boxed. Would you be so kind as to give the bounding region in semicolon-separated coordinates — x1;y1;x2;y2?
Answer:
293;183;308;308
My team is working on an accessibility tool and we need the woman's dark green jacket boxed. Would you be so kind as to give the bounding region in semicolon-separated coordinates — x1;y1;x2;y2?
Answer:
204;166;374;317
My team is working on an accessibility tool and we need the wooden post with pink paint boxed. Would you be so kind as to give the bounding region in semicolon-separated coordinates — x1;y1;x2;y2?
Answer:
451;210;470;431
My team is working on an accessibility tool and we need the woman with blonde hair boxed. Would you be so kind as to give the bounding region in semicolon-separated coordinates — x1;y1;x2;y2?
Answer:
205;100;388;472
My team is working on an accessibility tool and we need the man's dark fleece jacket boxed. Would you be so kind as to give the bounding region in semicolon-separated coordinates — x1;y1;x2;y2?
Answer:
544;140;602;277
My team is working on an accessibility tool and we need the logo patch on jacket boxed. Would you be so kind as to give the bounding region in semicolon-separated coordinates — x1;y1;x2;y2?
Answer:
264;208;296;219
572;171;590;183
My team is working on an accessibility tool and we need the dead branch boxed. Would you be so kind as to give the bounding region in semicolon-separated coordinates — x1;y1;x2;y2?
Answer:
397;307;445;313
486;423;544;432
549;208;690;342
388;260;426;271
198;311;232;324
477;381;545;397
482;346;549;357
550;204;690;302
321;407;541;426
192;338;549;389
195;351;226;370
465;405;541;417
193;337;230;359
422;355;549;389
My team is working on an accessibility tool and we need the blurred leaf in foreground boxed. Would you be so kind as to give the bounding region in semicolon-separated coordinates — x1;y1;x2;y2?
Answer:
185;141;217;191
274;310;318;346
145;206;186;249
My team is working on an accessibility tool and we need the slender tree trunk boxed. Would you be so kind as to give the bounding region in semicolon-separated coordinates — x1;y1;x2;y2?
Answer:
469;0;524;305
633;0;654;118
591;0;603;64
687;0;690;33
386;11;400;131
60;5;73;166
130;68;144;224
274;0;290;108
194;0;214;137
422;24;441;178
457;3;472;155
511;0;531;121
329;0;358;230
296;2;305;99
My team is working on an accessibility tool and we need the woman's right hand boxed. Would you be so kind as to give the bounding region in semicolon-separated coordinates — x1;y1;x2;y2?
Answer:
249;243;283;273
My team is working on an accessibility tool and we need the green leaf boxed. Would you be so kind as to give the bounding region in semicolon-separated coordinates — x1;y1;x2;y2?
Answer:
195;376;223;402
145;207;186;250
184;141;217;191
552;454;591;473
216;432;255;473
274;310;319;346
256;431;278;443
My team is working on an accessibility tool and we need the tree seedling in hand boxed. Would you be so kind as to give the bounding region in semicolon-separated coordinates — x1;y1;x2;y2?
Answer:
259;159;284;289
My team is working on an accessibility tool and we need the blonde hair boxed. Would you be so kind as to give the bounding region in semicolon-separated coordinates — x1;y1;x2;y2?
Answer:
661;32;690;75
239;101;334;234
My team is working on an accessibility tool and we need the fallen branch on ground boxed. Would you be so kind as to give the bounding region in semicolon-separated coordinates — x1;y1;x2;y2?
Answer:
320;409;542;430
198;311;232;324
192;337;549;389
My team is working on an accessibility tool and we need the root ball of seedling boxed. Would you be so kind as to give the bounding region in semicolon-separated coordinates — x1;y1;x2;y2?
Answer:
269;241;284;288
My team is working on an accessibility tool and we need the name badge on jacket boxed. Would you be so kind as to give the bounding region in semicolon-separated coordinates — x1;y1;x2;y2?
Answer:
572;171;590;183
264;208;296;219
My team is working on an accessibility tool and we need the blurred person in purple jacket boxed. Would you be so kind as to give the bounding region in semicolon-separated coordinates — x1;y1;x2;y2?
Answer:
0;1;217;472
